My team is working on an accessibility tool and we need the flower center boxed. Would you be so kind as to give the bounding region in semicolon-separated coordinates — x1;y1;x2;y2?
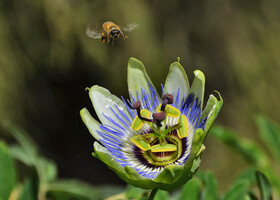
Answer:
129;94;189;156
143;132;183;165
133;129;187;168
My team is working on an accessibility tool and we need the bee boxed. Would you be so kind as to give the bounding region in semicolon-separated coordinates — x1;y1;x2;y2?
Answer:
86;21;138;45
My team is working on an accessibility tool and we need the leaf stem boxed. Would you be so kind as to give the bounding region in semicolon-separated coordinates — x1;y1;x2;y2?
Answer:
149;188;159;200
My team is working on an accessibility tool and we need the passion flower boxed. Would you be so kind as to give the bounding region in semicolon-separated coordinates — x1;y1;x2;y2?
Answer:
80;57;222;190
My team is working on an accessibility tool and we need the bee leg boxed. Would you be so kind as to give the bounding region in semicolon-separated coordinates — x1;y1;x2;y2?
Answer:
112;37;115;45
101;32;106;43
106;32;111;43
121;31;128;39
101;36;105;43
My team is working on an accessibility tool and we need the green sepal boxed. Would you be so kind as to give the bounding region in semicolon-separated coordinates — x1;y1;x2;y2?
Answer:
155;153;203;191
93;142;123;172
153;164;184;185
88;85;132;129
127;57;161;104
201;95;218;120
203;91;223;141
80;108;102;142
190;70;205;110
119;166;159;189
164;61;190;105
93;142;158;189
188;130;205;169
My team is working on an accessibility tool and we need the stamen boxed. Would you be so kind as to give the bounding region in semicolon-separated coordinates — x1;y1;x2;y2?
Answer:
161;94;174;111
129;100;153;122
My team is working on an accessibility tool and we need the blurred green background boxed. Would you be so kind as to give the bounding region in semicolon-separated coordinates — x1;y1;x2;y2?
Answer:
1;0;280;194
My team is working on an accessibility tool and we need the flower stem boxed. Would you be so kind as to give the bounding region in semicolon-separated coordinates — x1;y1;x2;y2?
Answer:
149;188;159;200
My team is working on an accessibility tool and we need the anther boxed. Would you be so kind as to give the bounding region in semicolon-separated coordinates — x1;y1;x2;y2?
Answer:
132;101;141;109
161;94;174;111
152;111;166;122
152;111;166;127
129;100;153;123
162;94;174;104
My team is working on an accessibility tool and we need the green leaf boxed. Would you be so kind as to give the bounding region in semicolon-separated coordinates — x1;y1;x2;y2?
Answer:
1;122;58;197
164;61;190;106
9;144;33;166
197;172;218;200
255;115;280;162
1;121;39;163
18;176;38;200
41;158;58;182
0;141;17;200
211;125;280;196
97;185;124;199
246;193;258;200
127;57;160;104
223;180;250;200
210;126;269;168
229;169;261;200
47;180;103;200
125;185;145;199
256;171;273;200
233;168;257;185
9;144;57;182
154;190;169;200
179;178;202;200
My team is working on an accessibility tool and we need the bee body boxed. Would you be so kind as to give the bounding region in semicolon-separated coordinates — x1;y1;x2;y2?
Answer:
100;21;127;44
86;21;138;45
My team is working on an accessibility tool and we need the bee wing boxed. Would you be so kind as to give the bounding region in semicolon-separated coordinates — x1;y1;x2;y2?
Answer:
122;23;138;32
86;25;102;39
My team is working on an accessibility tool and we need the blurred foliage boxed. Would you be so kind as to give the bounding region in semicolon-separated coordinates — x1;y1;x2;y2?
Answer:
105;171;273;200
1;0;280;195
0;117;278;199
0;122;124;200
210;114;280;198
0;141;17;200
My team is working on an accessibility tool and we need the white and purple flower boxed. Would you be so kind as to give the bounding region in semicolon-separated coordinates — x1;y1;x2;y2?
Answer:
80;57;222;190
